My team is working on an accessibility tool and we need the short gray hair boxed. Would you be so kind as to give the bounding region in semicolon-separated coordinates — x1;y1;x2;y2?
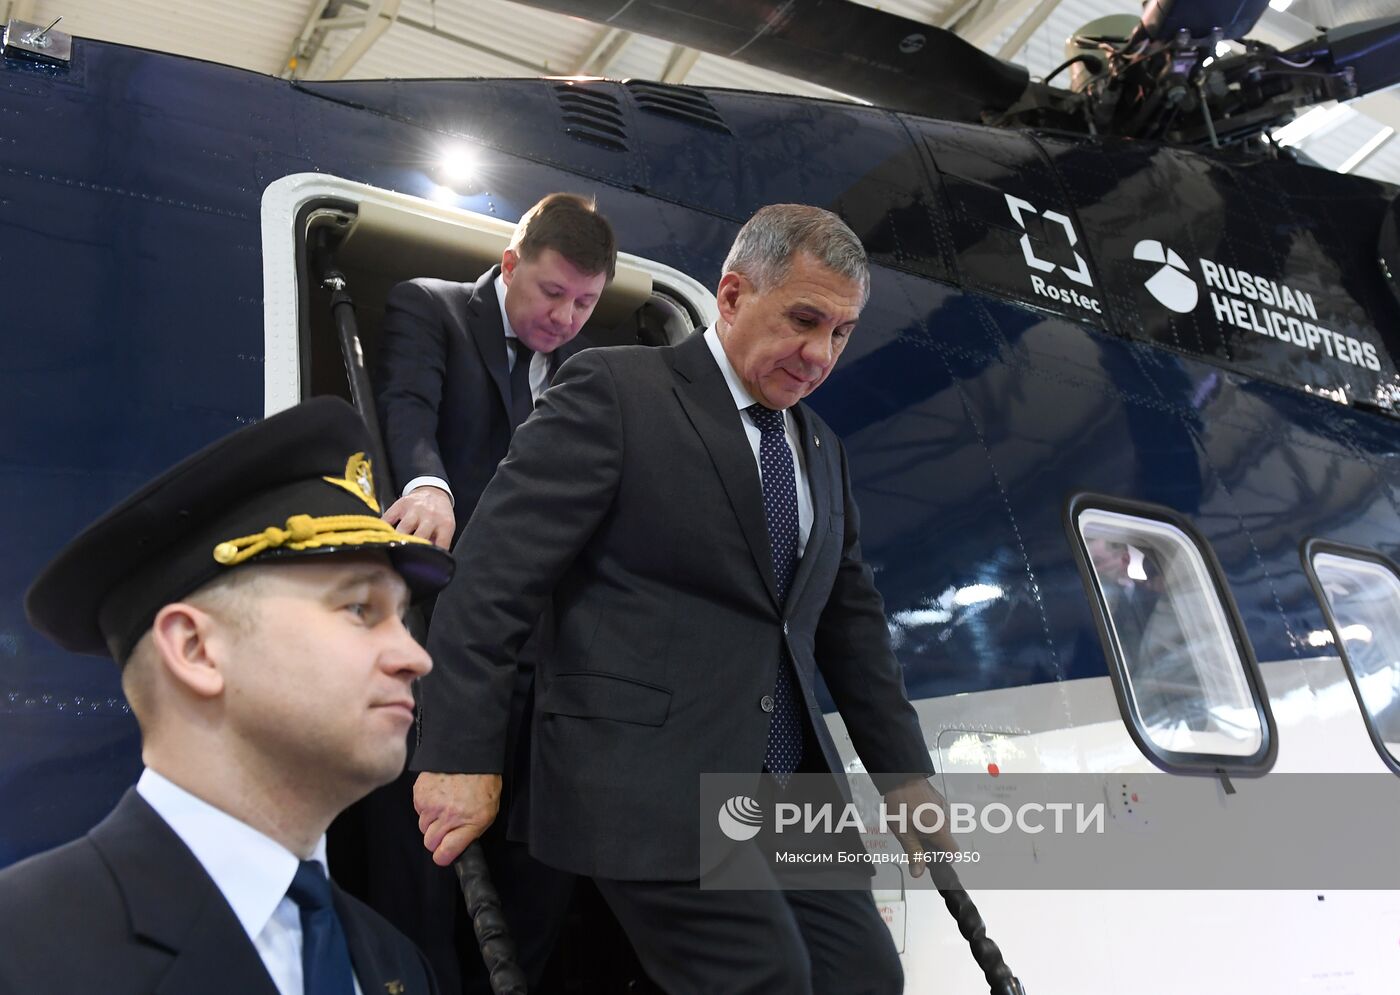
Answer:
722;204;869;304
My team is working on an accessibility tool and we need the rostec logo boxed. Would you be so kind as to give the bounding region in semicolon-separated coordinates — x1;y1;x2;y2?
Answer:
718;795;764;842
1003;194;1102;314
1133;239;1198;313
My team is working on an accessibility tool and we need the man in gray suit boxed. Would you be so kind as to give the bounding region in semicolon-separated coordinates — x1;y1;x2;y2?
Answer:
412;205;948;993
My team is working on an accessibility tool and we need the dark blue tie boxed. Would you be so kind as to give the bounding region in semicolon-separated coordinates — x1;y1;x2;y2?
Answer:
747;403;803;778
286;860;356;995
509;340;534;430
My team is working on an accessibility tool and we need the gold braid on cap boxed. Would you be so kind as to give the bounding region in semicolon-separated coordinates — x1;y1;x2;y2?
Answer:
212;514;431;567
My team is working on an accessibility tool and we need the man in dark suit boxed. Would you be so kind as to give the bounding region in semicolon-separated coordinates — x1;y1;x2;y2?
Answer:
371;194;617;992
1;398;454;995
376;192;617;549
412;205;952;993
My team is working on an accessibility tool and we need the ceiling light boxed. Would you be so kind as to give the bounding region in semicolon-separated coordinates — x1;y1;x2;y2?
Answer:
1338;126;1395;174
1271;103;1351;147
439;146;477;185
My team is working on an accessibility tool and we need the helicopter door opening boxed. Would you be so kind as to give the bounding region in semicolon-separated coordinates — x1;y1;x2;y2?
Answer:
259;173;715;422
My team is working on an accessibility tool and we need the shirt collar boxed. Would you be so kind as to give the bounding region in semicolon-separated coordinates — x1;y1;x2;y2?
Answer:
493;272;518;342
702;325;759;412
136;767;327;942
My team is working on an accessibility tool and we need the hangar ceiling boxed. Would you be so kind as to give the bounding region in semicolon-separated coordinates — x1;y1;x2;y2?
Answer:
4;0;1400;183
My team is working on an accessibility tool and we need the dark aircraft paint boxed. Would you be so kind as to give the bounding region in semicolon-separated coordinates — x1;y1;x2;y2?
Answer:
3;40;1399;861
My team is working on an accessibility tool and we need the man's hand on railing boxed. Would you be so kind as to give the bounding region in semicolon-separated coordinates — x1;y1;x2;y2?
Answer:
413;772;502;866
882;776;958;879
384;486;455;550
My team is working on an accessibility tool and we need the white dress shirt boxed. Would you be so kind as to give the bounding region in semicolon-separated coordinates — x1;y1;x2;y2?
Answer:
703;325;814;555
401;273;550;504
136;769;362;995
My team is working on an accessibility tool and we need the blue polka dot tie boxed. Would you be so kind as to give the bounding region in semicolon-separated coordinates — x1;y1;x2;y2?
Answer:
286;860;357;995
747;403;803;779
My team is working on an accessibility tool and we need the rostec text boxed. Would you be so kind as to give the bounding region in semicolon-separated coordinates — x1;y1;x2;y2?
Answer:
1030;274;1103;314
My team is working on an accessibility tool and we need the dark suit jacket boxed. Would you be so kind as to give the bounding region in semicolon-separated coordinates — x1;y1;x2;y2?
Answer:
413;331;935;881
374;266;589;540
0;790;437;995
376;266;589;829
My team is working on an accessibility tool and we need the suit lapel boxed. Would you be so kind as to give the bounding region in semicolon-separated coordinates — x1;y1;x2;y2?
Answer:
786;403;832;610
90;791;280;995
152;899;282;995
336;888;409;995
671;333;782;610
463;266;512;418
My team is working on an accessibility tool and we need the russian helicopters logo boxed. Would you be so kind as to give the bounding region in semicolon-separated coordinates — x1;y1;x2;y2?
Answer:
1004;195;1102;314
1133;239;1199;313
718;796;764;841
1131;239;1380;372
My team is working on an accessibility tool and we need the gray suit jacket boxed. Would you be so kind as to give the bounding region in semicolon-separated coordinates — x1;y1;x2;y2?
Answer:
413;330;933;880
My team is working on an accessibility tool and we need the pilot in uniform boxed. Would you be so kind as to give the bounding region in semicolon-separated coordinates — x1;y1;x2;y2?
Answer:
0;397;453;995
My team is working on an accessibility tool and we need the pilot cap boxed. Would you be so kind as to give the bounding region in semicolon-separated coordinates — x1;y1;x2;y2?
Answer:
25;396;453;663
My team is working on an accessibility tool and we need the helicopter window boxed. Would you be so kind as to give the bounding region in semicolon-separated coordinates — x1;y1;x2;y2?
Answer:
1074;505;1272;771
1304;547;1400;774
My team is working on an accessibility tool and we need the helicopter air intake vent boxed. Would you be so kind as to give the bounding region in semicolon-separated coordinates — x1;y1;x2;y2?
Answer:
551;82;629;152
625;81;732;135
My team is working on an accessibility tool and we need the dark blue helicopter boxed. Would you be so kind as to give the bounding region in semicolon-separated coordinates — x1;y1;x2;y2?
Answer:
4;0;1400;989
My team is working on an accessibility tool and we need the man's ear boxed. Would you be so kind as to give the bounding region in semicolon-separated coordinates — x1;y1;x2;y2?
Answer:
716;271;749;326
500;247;520;285
148;602;228;700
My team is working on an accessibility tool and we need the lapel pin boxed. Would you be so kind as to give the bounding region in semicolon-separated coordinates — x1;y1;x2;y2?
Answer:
813;435;821;448
384;982;406;994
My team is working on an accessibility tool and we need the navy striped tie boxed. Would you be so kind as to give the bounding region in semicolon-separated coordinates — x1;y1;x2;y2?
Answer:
747;403;803;778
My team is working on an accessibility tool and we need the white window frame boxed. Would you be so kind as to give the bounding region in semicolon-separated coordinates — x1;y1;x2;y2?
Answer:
1068;497;1276;774
1304;541;1400;775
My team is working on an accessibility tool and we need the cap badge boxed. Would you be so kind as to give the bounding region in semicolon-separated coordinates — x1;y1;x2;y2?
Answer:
323;452;380;513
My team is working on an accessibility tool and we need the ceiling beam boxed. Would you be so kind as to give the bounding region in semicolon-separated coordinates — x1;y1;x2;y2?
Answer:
1339;125;1395;175
281;0;334;79
660;45;701;84
958;0;1047;50
335;0;549;74
320;0;401;80
572;26;632;75
996;0;1062;61
938;0;985;31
